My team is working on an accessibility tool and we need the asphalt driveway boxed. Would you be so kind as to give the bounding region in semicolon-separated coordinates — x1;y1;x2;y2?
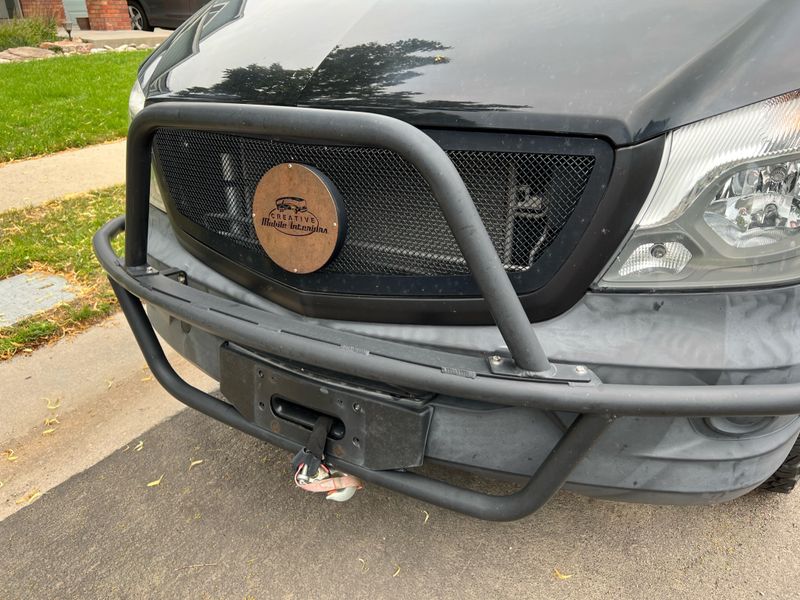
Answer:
1;409;798;599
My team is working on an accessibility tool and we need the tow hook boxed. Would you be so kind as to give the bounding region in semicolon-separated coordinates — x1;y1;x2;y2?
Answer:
290;414;363;502
294;463;363;502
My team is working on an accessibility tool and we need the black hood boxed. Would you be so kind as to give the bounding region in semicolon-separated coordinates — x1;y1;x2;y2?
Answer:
144;0;800;145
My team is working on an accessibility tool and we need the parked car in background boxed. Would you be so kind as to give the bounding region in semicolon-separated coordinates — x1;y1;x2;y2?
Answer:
128;0;209;30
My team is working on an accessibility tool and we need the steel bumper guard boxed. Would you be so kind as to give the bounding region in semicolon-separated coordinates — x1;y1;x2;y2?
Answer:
93;103;800;520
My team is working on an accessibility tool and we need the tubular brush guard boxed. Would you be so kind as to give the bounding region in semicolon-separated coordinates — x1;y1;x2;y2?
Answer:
93;102;800;520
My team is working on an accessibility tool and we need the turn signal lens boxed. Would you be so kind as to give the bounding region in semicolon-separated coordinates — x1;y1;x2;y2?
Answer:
618;242;692;278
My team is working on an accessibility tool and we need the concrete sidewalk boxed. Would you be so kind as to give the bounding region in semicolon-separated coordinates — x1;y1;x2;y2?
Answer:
0;140;126;212
0;129;213;523
61;27;171;48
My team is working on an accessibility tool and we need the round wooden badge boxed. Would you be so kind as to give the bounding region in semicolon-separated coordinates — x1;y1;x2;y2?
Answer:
252;163;346;274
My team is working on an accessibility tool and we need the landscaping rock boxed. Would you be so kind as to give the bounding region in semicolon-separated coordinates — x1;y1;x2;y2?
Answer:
111;43;145;52
0;40;151;63
39;40;94;55
3;46;55;61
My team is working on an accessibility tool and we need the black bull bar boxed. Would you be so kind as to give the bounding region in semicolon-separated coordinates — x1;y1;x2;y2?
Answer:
93;102;800;520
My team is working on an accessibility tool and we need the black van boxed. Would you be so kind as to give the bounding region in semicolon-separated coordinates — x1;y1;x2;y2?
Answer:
97;0;800;520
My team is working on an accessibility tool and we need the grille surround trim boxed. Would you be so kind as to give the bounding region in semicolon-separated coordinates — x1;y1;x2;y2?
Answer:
154;128;614;297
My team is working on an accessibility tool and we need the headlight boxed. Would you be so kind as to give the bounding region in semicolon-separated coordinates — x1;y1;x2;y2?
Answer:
128;78;166;212
598;91;800;290
128;78;145;121
148;170;167;212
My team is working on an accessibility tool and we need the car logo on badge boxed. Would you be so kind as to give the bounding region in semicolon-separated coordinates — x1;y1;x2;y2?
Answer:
252;163;346;274
261;196;326;237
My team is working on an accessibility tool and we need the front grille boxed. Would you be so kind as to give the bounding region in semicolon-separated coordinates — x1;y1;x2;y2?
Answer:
153;128;596;279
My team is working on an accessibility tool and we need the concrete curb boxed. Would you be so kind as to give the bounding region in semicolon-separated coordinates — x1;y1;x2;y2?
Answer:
0;313;215;521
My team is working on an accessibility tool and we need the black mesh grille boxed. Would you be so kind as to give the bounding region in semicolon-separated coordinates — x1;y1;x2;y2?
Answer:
153;128;595;277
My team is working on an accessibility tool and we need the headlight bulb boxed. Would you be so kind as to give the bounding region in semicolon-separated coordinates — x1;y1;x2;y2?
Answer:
704;160;800;248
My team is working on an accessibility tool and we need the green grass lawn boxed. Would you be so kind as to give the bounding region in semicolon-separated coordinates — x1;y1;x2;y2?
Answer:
0;50;150;162
0;186;124;358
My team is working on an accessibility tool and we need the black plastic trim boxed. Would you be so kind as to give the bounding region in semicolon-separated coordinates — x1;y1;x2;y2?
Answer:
157;132;663;325
157;130;612;295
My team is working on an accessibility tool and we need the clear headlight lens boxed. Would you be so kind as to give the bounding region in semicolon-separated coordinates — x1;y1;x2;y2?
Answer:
148;169;167;212
128;78;145;122
703;162;800;248
598;91;800;289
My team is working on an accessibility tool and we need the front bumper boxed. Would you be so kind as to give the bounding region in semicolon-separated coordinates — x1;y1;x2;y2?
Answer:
96;102;800;520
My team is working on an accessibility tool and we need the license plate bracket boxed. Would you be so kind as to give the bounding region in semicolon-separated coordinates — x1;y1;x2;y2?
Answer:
220;343;433;470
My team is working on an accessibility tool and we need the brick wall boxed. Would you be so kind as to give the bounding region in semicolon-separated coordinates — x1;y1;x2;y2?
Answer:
19;0;65;21
86;0;130;30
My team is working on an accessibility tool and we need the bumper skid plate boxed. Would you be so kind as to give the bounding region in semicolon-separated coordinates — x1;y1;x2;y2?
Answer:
220;343;433;471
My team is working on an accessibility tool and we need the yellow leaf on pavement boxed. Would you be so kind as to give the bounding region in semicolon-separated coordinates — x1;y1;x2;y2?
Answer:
553;568;573;580
147;474;165;487
188;459;204;471
16;489;42;505
2;449;18;462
